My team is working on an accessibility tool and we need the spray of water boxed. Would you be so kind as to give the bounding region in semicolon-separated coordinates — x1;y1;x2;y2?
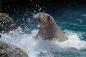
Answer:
0;26;86;57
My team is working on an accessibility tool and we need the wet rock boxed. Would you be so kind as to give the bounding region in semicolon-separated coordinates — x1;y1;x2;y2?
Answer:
0;13;16;33
0;41;28;57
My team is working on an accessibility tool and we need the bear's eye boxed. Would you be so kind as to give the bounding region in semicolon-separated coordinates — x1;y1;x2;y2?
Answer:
37;19;41;22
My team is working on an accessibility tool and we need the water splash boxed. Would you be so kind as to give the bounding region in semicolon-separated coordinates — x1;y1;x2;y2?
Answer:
0;27;86;57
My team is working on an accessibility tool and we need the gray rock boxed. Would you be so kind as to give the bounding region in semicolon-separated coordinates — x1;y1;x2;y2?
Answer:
0;13;16;33
0;41;28;57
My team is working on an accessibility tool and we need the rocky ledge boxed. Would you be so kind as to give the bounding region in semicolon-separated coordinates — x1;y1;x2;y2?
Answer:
0;41;28;57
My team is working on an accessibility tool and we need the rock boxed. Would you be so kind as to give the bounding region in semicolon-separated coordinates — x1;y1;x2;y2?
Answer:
0;41;28;57
0;13;16;33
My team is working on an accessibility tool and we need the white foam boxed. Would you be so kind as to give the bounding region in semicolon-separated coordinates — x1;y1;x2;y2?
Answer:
55;30;86;50
0;28;86;57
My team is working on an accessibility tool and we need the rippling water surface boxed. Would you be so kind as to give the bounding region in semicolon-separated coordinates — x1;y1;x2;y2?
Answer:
0;7;86;57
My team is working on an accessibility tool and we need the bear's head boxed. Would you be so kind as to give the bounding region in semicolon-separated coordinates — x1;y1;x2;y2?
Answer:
34;12;54;25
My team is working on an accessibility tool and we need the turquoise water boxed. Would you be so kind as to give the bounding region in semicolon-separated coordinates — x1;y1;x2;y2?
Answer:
2;7;86;57
55;8;86;40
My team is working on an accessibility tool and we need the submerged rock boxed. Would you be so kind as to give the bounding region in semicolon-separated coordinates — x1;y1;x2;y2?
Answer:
0;41;28;57
0;13;16;33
